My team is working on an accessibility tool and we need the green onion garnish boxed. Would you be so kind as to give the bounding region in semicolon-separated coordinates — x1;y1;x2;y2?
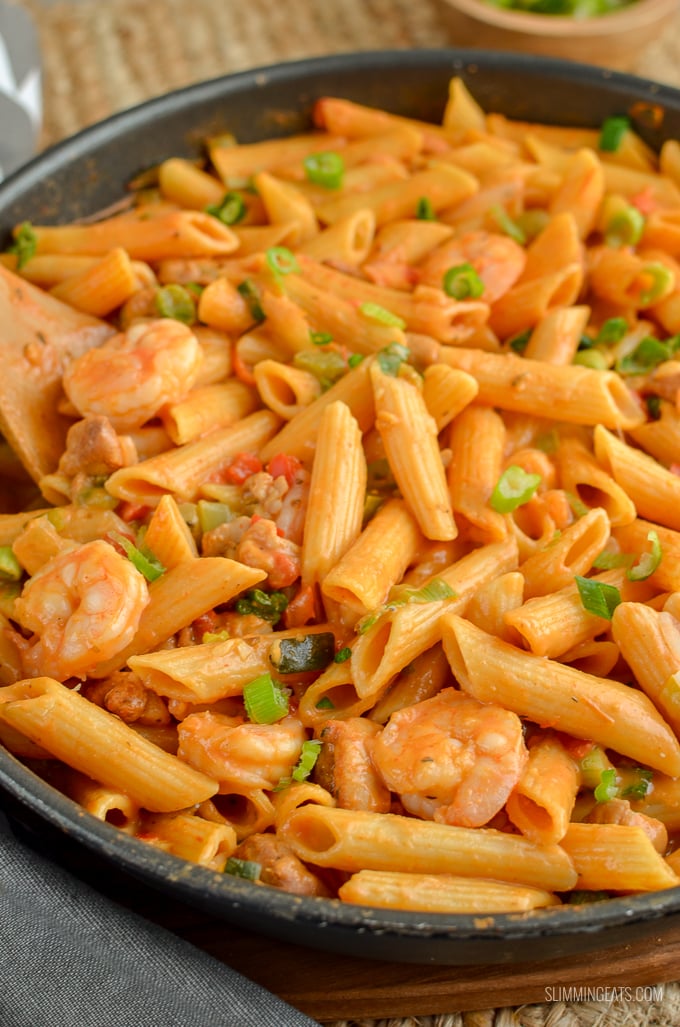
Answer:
575;576;622;619
266;246;300;276
596;317;628;345
416;196;436;221
293;348;347;389
310;330;334;346
442;262;485;300
626;529;662;581
359;302;407;329
639;263;674;306
348;353;365;368
0;546;22;582
604;205;645;248
592;547;634;571
490;204;527;245
573;350;607;370
303;151;345;189
489;466;541;513
237;279;266;323
579;745;612;789
8;221;37;269
599;115;630;152
334;646;352;663
376;341;410;376
594;767;619;803
109;532;165;582
358;578;456;634
315;696;335;710
566;492;590;519
235;588;288;623
154;283;197;325
205;191;247;225
242;672;290;724
620;769;653;799
508;329;531;354
275;739;323;790
225;857;261;880
617;336;676;375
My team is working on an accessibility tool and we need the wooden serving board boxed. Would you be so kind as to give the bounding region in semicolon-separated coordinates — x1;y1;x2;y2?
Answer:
134;897;680;1022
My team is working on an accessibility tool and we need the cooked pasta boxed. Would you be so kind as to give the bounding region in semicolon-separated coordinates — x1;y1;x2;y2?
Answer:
3;76;680;913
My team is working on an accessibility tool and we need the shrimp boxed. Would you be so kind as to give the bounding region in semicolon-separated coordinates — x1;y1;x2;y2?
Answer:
416;231;526;304
315;718;391;813
177;710;305;790
62;318;203;431
370;687;528;828
14;539;149;681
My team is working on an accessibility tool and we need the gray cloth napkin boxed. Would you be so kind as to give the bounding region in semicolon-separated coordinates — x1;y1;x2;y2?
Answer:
0;812;321;1027
0;1;41;180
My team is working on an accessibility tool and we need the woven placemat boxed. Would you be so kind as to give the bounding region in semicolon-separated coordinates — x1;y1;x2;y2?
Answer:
11;0;680;1024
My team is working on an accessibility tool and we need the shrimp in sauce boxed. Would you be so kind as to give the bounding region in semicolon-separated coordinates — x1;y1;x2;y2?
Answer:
63;318;203;431
14;539;149;681
177;710;305;790
371;687;528;828
416;231;526;304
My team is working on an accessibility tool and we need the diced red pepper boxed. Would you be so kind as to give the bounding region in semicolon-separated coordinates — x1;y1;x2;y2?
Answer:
267;452;303;488
220;452;263;485
118;501;152;523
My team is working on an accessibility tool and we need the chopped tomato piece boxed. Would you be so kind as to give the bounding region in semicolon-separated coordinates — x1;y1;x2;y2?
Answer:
630;186;657;216
219;452;263;485
267;453;303;488
118;501;151;523
282;583;318;628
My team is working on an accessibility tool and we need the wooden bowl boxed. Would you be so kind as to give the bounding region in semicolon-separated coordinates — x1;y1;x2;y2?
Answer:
433;0;679;71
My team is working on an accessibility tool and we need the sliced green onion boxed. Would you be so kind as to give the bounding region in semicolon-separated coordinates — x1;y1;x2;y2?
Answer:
242;672;289;724
579;745;612;789
303;151;345;189
315;696;335;710
109;532;165;582
594;767;619;803
626;529;662;581
376;341;410;376
348;353;365;368
7;221;37;269
416;196;436;221
275;739;323;790
225;857;261;880
235;588;288;623
266;246;300;276
573;349;608;370
269;632;335;674
566;492;590;519
604;205;645;248
490;204;527;245
595;317;628;345
442;262;485;300
575;575;622;619
359;302;406;329
639;263;674;306
310;330;334;346
293;348;347;389
508;329;531;354
489;465;541;513
620;769;653;799
205;191;247;225
237;278;266;322
599;115;630;152
0;546;22;582
154;284;197;325
617;336;674;375
592;547;634;571
334;646;352;663
358;578;456;634
515;209;550;242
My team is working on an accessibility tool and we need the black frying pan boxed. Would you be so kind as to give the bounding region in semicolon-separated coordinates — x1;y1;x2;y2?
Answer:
1;48;680;966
